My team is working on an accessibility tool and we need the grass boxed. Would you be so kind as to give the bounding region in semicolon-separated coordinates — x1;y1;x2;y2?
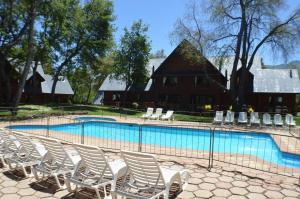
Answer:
1;104;299;125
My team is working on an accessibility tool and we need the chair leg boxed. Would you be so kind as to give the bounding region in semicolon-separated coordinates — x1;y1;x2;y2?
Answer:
95;188;102;199
54;174;66;190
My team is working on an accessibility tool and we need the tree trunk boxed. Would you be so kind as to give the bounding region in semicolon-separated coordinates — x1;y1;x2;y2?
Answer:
28;59;39;103
12;2;37;115
85;80;93;104
0;53;12;106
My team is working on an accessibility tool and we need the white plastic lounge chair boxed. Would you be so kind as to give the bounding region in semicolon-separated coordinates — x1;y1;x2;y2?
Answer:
66;144;127;199
274;114;283;126
285;114;296;127
250;112;260;126
5;132;46;177
142;108;154;119
32;137;77;189
161;110;174;121
262;113;272;126
150;108;163;120
238;112;248;125
224;111;234;124
213;111;223;124
112;150;189;199
0;129;19;167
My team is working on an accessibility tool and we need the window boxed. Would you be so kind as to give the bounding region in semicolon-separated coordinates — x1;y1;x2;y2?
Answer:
195;75;210;86
112;94;120;101
275;96;283;103
163;76;178;87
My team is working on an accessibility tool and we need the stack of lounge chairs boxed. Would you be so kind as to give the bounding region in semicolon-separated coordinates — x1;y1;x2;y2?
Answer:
0;128;189;199
142;107;174;121
213;111;296;127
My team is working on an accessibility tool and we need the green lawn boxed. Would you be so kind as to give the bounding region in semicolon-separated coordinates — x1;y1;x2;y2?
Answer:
0;104;299;125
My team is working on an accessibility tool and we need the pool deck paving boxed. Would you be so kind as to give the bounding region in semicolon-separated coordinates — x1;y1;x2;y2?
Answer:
0;153;299;199
0;115;300;198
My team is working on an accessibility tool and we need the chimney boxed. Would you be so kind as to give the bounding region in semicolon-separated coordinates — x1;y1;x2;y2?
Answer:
225;69;228;80
290;69;293;78
152;65;155;75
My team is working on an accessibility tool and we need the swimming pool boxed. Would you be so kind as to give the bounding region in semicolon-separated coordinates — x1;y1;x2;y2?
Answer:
75;116;116;122
7;121;300;169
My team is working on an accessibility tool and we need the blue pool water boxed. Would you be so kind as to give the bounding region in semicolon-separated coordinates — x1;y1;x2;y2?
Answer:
75;117;116;122
8;121;300;169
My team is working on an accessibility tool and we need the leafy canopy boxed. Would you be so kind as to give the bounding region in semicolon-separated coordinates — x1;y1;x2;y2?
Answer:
113;20;151;89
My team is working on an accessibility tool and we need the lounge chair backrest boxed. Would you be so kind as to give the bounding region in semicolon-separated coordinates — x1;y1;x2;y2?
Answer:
121;150;165;188
155;108;163;115
274;114;282;123
229;111;235;122
146;108;154;115
215;111;223;120
73;144;112;179
39;137;73;167
239;112;247;121
13;132;41;159
166;110;174;117
0;130;18;151
285;114;293;124
250;112;259;121
263;113;271;122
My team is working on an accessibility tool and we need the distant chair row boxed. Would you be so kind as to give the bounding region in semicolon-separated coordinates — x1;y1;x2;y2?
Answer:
141;107;174;121
213;111;296;127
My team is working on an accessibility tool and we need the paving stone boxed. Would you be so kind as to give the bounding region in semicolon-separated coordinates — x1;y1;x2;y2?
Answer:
177;191;195;199
212;188;232;197
1;187;18;194
231;180;248;188
0;181;17;187
228;195;247;199
281;189;299;197
191;172;205;178
0;194;20;199
247;185;265;193
194;189;213;198
230;187;248;195
189;177;203;184
215;182;233;189
185;184;199;192
205;172;220;178
199;183;216;191
247;193;267;199
17;188;36;196
53;189;69;198
21;196;40;199
203;177;219;183
265;190;285;199
218;176;234;182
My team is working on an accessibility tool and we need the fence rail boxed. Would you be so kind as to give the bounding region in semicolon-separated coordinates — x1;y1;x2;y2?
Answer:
1;112;300;179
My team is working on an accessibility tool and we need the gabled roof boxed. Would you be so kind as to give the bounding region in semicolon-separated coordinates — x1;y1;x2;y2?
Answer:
97;40;300;94
253;69;300;93
98;58;165;91
152;40;226;80
208;56;300;93
19;62;74;95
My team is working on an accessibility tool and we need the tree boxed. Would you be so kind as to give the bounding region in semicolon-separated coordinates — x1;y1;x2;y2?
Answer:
49;0;114;101
172;0;300;110
113;20;151;105
0;0;33;105
12;0;38;113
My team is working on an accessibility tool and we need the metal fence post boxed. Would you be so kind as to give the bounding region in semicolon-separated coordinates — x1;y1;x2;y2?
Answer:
208;127;215;170
46;116;50;137
81;122;85;144
138;125;142;152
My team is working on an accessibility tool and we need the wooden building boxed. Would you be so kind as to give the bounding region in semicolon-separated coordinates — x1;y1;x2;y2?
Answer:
0;62;74;105
95;40;300;113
